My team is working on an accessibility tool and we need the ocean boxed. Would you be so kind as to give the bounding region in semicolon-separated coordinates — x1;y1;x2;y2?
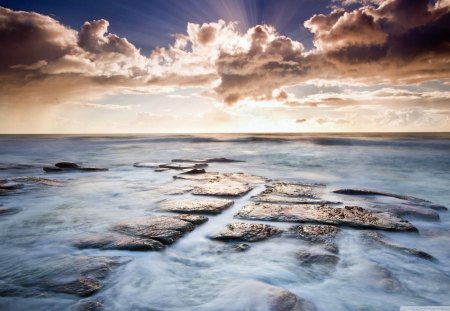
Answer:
0;133;449;310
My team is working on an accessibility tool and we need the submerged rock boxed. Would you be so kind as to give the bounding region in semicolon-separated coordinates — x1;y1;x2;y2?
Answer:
370;204;440;221
236;203;416;231
11;176;64;187
0;163;51;170
73;235;164;251
113;215;203;245
159;163;208;170
133;162;162;168
0;207;21;216
253;194;340;205
159;198;234;214
70;299;104;311
207;279;316;311
296;250;340;267
0;182;24;190
333;188;447;210
287;224;339;243
210;222;281;242
154;167;171;172
0;255;130;298
172;157;244;163
362;231;436;261
192;181;253;197
49;276;102;297
233;243;251;252
174;171;267;184
43;162;108;173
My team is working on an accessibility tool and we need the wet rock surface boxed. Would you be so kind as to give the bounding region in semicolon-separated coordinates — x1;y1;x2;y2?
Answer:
113;215;204;245
44;162;108;173
286;224;339;243
159;198;234;214
174;171;267;184
0;256;130;298
236;203;416;231
210;222;281;242
362;231;436;261
263;182;323;198
369;204;440;220
73;234;164;251
159;163;208;170
333;188;447;210
180;168;206;174
296;250;340;267
172;157;244;163
11;176;64;187
252;181;340;205
0;163;51;170
192;181;253;197
214;279;317;311
133;162;163;168
70;299;104;311
172;214;209;225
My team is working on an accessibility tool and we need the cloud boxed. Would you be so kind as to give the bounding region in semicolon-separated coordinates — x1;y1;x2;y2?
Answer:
0;0;449;131
305;0;450;84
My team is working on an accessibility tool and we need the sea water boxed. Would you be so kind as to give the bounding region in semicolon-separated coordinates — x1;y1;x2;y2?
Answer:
0;133;449;310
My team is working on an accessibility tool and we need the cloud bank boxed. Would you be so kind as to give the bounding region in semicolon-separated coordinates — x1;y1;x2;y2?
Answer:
0;0;449;132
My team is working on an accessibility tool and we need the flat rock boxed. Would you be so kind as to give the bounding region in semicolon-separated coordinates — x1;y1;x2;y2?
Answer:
287;224;339;243
210;222;281;242
44;162;108;173
236;203;416;231
113;215;200;245
192;181;253;197
253;193;340;205
73;234;164;251
159;163;208;170
172;214;209;225
333;188;447;210
296;250;340;267
159;199;233;214
174;172;267;184
133;162;162;168
172;157;244;163
262;182;323;198
11;176;64;186
362;231;436;261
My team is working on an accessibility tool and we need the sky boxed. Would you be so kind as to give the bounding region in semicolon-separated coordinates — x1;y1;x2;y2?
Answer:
0;0;449;133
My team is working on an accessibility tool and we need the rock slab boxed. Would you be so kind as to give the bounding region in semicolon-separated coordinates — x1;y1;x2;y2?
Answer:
236;203;416;231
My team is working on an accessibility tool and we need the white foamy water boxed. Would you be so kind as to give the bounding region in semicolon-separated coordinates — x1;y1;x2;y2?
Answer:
0;133;449;310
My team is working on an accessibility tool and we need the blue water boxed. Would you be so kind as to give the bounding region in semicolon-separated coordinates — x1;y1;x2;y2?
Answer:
0;133;449;310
